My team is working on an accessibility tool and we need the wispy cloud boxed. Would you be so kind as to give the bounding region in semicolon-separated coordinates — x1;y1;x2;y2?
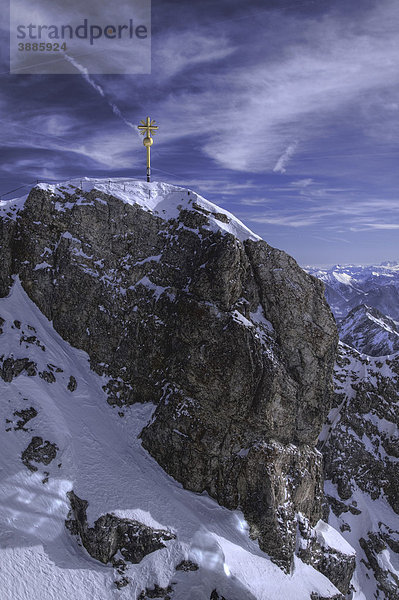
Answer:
273;141;298;173
150;0;399;173
155;31;235;78
64;54;140;137
350;223;399;232
291;178;314;188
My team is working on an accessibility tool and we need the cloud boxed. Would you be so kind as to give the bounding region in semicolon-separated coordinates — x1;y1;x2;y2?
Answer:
273;141;298;173
0;110;138;171
291;178;314;188
246;213;321;227
149;0;399;173
154;31;235;78
239;187;399;230
350;223;399;232
64;54;140;136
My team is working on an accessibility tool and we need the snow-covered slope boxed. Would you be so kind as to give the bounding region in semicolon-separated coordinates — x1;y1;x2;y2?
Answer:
338;304;399;357
307;263;399;321
0;278;343;600
321;344;399;599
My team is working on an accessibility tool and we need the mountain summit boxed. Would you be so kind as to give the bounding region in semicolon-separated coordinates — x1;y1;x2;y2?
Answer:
1;178;396;599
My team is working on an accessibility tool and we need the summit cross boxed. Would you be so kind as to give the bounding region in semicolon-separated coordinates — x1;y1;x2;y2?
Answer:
137;116;159;182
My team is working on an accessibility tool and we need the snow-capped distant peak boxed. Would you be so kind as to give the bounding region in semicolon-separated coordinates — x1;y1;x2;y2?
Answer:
332;272;353;285
306;262;399;322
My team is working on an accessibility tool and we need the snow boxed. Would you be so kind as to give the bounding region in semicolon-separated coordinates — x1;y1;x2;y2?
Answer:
365;413;398;438
130;276;168;301
36;178;261;243
231;309;253;328
133;254;163;266
324;341;399;598
0;194;29;220
0;278;342;600
33;262;52;271
314;520;355;556
250;304;274;333
333;272;353;285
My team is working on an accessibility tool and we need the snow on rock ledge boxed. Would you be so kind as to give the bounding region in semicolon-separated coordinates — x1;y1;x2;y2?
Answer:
37;177;262;242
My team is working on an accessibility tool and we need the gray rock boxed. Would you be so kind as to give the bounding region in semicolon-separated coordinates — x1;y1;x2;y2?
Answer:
66;491;175;565
360;534;399;599
323;346;399;511
114;577;130;589
21;436;58;471
310;594;344;600
138;584;174;599
0;216;17;297
39;370;56;383
19;332;45;351
67;375;77;392
12;407;37;431
175;560;199;571
210;591;228;600
297;518;355;595
0;356;37;381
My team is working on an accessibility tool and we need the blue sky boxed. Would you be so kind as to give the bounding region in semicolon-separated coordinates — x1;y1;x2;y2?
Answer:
1;0;399;266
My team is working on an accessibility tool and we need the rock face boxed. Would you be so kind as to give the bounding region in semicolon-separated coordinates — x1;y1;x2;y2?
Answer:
338;303;399;356
21;436;58;472
66;491;175;564
0;180;338;573
0;213;17;298
321;344;399;598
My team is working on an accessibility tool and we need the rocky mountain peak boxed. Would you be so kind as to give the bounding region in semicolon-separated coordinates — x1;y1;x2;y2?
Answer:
0;178;358;598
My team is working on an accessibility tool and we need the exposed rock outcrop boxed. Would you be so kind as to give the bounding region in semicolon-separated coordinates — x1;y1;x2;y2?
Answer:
359;534;399;599
65;491;175;565
21;436;58;471
0;356;37;381
323;347;399;512
0;213;17;297
11;407;37;431
297;518;355;595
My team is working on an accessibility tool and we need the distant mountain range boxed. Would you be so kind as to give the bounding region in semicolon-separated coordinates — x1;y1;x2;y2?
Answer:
307;262;399;321
307;263;399;356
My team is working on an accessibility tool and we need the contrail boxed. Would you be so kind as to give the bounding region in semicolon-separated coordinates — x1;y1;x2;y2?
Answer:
64;54;141;138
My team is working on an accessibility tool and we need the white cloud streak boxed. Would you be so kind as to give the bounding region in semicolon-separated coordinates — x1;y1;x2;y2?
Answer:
273;141;298;173
64;54;140;137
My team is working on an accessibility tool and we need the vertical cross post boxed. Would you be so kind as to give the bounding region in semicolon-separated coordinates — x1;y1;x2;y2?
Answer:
137;116;159;183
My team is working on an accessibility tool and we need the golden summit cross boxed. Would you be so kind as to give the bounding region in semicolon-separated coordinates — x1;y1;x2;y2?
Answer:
137;116;159;182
